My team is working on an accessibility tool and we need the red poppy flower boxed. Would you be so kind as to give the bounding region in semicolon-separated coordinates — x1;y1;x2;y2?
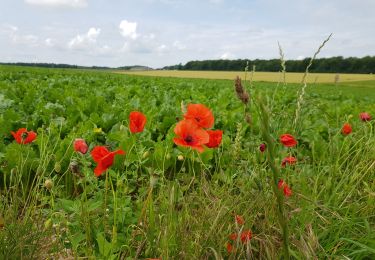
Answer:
129;111;147;133
259;143;266;152
359;112;371;122
278;179;292;197
235;215;244;225
341;123;352;135
226;242;234;253
173;120;209;153
229;233;237;240
283;185;292;197
74;138;88;154
281;156;297;167
184;104;214;129
278;179;285;189
11;128;37;144
206;130;223;148
91;146;125;176
280;134;297;147
240;230;252;243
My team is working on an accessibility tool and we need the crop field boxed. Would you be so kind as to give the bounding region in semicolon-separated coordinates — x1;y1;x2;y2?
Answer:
116;70;375;83
0;65;374;259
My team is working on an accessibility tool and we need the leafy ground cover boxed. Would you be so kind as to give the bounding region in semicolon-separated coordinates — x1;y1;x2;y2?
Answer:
0;65;374;259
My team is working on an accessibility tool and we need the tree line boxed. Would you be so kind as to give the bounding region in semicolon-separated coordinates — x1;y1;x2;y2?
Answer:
163;56;375;73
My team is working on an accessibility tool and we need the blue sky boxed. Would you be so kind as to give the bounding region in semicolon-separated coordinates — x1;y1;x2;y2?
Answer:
0;0;374;68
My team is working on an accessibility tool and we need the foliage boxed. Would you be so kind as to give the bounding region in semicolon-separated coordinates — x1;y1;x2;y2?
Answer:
0;66;374;259
165;56;375;73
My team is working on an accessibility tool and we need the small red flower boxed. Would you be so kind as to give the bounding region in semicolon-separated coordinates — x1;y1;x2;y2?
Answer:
240;230;252;243
173;120;209;153
283;185;292;197
280;134;297;147
235;215;244;225
184;104;214;129
281;156;297;167
91;146;125;176
11;128;37;144
206;130;223;148
278;179;285;189
229;233;237;240
359;112;371;122
278;179;292;197
341;123;352;135
129;111;147;133
74;138;88;154
226;242;234;253
259;143;266;152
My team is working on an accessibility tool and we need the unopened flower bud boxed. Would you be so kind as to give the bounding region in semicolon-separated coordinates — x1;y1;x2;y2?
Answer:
177;155;184;161
54;162;61;173
142;151;150;159
44;179;53;190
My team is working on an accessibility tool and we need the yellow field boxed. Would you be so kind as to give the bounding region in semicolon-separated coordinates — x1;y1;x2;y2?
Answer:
116;70;375;83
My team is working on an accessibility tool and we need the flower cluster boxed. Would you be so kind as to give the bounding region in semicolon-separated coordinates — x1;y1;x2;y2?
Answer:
10;111;147;178
173;104;223;153
341;112;372;136
226;214;252;253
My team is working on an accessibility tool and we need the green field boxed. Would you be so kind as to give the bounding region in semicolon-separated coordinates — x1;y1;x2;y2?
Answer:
117;69;375;83
0;66;374;259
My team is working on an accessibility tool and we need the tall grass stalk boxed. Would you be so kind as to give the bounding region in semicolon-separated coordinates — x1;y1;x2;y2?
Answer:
257;96;290;259
294;33;332;132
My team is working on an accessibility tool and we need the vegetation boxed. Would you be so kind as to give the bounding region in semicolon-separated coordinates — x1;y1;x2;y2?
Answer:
164;56;375;74
0;65;374;259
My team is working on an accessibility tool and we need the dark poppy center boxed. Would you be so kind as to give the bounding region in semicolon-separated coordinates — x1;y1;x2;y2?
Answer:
195;117;201;122
21;132;28;140
184;135;193;143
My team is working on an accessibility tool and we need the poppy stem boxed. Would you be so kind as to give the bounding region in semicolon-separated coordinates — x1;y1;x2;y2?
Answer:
104;170;109;235
257;97;290;259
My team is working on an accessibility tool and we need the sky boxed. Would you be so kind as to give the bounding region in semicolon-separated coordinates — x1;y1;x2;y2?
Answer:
0;0;374;68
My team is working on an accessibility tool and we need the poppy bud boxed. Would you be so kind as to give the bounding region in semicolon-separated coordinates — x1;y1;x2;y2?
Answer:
94;127;102;134
259;143;266;152
44;179;53;190
119;124;126;131
142;151;150;159
54;162;61;173
44;218;52;229
177;155;184;161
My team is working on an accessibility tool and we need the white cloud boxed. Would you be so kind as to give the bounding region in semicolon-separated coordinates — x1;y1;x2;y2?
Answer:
24;0;88;8
45;38;55;47
296;55;305;60
68;27;100;49
220;52;235;59
173;40;186;50
1;24;39;46
156;44;167;53
119;20;138;39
